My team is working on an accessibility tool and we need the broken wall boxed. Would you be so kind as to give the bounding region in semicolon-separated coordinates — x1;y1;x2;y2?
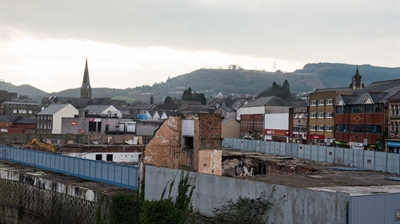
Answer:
143;116;182;169
144;114;223;175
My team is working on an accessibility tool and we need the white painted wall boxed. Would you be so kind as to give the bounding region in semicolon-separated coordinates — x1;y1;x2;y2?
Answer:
237;106;265;120
65;152;141;164
53;104;78;134
264;113;289;129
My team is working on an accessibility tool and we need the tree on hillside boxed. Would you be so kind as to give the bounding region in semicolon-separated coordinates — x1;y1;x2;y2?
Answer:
164;96;174;104
181;87;207;105
150;95;154;104
258;80;291;101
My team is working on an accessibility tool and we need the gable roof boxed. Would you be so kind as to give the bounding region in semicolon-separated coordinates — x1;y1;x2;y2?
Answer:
83;105;117;114
0;115;14;123
69;98;92;109
222;118;239;125
314;87;352;93
241;96;290;107
357;79;400;94
37;104;72;115
14;117;36;124
131;104;157;110
92;98;111;105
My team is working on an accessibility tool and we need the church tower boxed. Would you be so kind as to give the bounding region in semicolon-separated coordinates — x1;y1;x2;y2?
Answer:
349;66;364;90
80;58;92;99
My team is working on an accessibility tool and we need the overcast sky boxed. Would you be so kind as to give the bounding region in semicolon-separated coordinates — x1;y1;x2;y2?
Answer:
1;0;399;93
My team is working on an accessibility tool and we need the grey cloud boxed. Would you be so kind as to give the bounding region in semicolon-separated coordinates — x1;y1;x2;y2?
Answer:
2;0;398;65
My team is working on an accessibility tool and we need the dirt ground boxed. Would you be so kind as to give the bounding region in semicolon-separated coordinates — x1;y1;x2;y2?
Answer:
222;149;400;189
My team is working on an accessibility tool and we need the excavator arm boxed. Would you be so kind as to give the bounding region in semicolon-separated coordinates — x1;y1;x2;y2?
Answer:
23;138;56;153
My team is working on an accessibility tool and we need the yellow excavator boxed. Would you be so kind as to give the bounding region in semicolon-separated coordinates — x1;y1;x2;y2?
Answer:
23;138;56;153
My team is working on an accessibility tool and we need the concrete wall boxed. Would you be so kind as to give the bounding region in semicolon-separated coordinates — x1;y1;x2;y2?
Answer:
136;120;163;136
0;169;97;224
145;165;350;224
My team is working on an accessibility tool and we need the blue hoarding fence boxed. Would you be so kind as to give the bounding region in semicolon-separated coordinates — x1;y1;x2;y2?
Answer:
0;146;138;190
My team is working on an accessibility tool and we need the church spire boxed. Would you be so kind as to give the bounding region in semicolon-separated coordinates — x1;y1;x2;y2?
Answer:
80;58;92;99
349;65;364;90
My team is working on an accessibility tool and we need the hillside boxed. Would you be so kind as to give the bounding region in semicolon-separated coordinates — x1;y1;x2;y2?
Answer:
2;63;400;103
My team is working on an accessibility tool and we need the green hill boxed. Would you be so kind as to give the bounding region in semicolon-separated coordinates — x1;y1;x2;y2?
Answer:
2;63;399;103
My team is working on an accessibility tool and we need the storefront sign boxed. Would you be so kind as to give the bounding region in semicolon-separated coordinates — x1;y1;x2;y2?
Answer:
89;118;102;122
387;141;400;148
308;134;324;140
264;129;289;136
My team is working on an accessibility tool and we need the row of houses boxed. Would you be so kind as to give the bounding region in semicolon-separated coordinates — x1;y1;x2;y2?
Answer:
239;68;400;152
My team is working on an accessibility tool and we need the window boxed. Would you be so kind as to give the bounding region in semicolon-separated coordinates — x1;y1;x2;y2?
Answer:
336;124;348;132
310;125;316;131
326;99;333;105
350;125;364;133
318;100;324;106
293;113;298;118
12;109;17;114
351;105;364;113
325;126;333;132
310;113;316;118
317;125;324;131
95;154;102;160
326;112;333;118
317;112;324;118
106;154;113;161
310;100;316;106
365;125;382;134
337;106;350;114
19;109;27;114
184;136;194;149
28;110;32;114
365;104;374;113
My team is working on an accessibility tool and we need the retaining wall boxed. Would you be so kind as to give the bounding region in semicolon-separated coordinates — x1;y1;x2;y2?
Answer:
145;165;350;224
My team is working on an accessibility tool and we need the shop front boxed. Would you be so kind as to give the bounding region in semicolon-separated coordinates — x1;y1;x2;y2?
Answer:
264;129;289;142
308;134;325;145
387;140;400;153
292;133;307;144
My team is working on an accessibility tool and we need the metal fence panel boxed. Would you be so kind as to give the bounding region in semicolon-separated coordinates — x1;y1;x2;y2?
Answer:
349;194;385;224
349;193;400;224
222;138;400;174
387;153;400;174
0;146;138;190
375;151;388;172
364;151;375;170
353;150;363;168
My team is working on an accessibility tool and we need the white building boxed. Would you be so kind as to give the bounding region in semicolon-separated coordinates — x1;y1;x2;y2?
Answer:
36;104;78;134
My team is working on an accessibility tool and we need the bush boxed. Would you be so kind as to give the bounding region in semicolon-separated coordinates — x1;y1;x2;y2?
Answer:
140;200;186;224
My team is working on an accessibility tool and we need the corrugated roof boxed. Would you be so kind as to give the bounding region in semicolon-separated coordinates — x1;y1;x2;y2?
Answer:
37;104;70;115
